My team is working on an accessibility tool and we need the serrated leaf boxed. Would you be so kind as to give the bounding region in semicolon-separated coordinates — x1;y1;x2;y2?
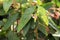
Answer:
37;6;49;26
2;13;19;31
3;0;13;13
7;31;19;40
17;6;36;32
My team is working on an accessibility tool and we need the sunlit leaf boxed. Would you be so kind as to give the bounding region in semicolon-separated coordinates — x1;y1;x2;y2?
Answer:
37;6;49;26
37;0;42;5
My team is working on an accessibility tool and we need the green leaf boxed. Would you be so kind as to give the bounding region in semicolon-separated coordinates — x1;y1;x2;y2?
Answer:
0;21;4;27
0;9;6;15
37;6;49;26
42;2;53;10
49;26;56;34
23;23;30;36
3;0;13;13
17;6;36;32
56;0;60;7
22;19;34;36
48;17;58;31
16;0;20;3
37;0;42;5
20;0;27;3
52;0;60;7
53;31;60;37
2;13;19;31
0;9;14;16
51;24;60;37
38;22;48;36
7;31;19;40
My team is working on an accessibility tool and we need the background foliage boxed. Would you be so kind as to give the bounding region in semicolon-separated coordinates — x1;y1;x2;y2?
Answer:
0;0;60;40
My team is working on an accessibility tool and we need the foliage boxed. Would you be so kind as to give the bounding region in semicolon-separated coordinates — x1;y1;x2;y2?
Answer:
0;0;60;40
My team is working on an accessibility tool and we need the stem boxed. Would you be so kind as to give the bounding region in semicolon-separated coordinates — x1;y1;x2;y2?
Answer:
34;26;38;40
